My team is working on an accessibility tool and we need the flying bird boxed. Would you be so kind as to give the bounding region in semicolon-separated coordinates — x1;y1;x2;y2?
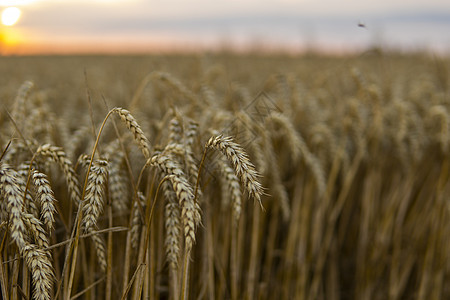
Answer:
358;21;367;29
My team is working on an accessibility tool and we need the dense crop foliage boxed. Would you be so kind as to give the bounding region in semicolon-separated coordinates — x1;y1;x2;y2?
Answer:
0;52;449;299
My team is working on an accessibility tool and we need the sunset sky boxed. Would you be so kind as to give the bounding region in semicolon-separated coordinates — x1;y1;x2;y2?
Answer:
0;0;449;55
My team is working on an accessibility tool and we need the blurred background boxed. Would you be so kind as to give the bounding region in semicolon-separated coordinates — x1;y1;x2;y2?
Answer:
0;0;449;55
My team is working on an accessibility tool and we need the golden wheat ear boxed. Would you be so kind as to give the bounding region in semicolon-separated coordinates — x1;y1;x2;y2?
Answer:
32;170;57;231
37;144;81;205
149;153;201;252
206;135;265;208
112;108;151;159
22;243;54;300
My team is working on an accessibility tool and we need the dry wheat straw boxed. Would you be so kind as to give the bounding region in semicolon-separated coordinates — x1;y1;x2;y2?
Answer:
37;144;81;204
22;243;54;300
154;72;200;105
257;128;291;220
32;170;57;231
112;108;151;159
268;112;326;196
428;105;449;153
206;135;264;207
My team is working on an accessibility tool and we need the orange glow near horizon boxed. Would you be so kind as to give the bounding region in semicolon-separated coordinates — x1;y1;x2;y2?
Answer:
0;7;24;54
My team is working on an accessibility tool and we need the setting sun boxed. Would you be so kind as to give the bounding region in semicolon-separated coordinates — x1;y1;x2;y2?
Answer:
2;7;21;26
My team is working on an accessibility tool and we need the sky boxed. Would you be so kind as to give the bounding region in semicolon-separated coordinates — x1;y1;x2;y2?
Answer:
0;0;449;55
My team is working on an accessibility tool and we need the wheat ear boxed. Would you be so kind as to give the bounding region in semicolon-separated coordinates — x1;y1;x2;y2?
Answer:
112;108;151;159
81;159;109;233
12;80;34;126
130;192;146;249
164;189;181;270
206;135;264;207
88;229;107;272
32;171;57;231
37;144;81;204
22;243;54;300
217;157;242;225
0;162;28;250
149;153;201;251
104;143;129;213
168;112;183;144
17;162;40;219
23;213;49;249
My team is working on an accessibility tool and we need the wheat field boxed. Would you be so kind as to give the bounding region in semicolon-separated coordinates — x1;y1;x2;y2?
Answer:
0;52;449;299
